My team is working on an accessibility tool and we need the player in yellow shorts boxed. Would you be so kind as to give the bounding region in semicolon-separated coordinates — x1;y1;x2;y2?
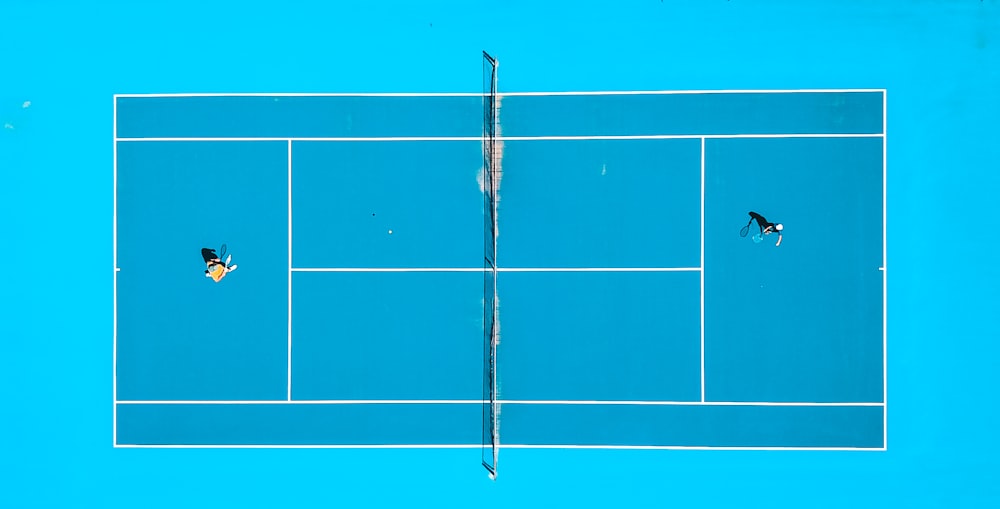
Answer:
201;247;237;282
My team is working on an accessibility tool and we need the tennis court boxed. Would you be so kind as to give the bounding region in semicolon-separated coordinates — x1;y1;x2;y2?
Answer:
114;55;885;477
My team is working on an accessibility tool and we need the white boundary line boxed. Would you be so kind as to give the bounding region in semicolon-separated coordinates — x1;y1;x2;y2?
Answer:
291;267;702;273
295;268;482;272
500;267;700;272
114;444;484;449
113;95;118;446
118;137;479;142
700;137;706;402
499;445;885;451
114;93;487;98
287;140;293;401
500;89;888;96
114;134;884;143
114;399;884;406
112;89;887;99
882;90;888;449
112;444;885;451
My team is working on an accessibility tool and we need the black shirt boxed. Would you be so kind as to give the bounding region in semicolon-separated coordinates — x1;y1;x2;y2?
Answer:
748;211;775;232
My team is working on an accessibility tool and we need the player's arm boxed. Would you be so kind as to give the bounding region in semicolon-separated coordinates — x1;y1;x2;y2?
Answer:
775;233;782;247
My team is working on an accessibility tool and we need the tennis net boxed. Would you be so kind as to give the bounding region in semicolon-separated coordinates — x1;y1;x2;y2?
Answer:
481;50;500;480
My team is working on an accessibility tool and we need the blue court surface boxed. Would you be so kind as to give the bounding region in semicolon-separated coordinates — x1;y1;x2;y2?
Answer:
115;90;885;455
4;1;1000;507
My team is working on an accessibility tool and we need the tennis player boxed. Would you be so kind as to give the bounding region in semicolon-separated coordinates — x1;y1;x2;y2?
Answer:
201;247;237;282
746;211;783;247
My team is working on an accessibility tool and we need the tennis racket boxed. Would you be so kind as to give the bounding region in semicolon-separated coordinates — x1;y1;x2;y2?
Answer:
219;243;227;260
739;225;750;237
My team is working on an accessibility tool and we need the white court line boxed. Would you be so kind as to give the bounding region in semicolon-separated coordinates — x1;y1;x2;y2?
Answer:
700;137;706;403
112;444;884;451
291;267;701;273
112;95;118;447
499;89;888;96
116;399;481;405
114;133;883;143
498;267;700;272
112;89;886;99
114;444;483;449
501;400;884;407
115;136;477;142
287;140;293;401
498;445;886;451
293;267;484;273
114;93;487;98
883;89;888;449
114;399;884;407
